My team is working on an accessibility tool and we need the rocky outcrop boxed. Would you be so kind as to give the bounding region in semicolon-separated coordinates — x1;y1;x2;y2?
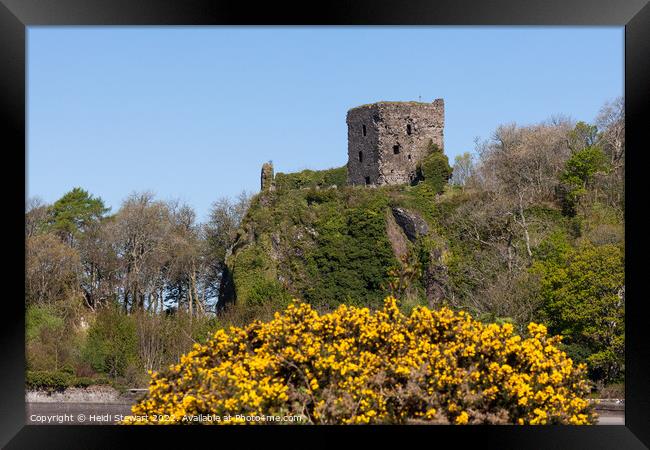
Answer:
218;225;251;308
385;209;410;260
218;265;236;309
389;207;449;309
423;245;449;309
391;207;429;242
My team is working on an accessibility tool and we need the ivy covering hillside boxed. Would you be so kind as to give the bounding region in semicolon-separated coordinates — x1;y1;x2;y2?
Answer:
224;185;398;309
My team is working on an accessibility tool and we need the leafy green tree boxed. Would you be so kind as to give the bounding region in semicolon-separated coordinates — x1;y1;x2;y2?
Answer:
558;146;608;216
531;240;624;383
561;147;608;189
83;304;138;379
48;187;109;244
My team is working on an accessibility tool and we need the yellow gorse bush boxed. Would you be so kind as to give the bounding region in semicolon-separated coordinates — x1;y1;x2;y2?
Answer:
124;297;595;425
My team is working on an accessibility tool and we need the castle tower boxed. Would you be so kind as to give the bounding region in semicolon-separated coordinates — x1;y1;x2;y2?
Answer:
346;99;445;186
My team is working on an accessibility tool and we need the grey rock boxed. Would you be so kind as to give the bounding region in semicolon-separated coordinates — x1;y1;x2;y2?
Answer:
391;207;429;242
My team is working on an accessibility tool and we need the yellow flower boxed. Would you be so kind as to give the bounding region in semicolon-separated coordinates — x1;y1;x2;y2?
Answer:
122;297;594;426
455;411;469;425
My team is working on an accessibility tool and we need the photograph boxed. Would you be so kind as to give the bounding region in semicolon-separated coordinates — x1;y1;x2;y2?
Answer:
22;25;627;428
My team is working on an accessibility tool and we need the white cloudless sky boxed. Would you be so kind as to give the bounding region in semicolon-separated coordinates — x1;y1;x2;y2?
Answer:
27;26;623;221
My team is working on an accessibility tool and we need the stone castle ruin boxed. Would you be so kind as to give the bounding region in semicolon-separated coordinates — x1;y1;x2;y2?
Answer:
346;100;445;186
261;161;275;192
261;99;445;190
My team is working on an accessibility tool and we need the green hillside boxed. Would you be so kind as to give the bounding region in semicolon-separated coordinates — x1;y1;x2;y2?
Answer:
222;178;576;314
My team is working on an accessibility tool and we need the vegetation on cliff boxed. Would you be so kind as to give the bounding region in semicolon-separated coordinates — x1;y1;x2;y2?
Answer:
274;165;347;192
225;184;398;309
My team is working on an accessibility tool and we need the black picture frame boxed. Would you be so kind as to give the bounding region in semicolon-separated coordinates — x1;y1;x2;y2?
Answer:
2;0;648;448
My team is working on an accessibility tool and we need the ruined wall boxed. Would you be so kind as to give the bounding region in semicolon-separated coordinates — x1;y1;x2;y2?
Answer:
347;100;444;186
261;162;275;192
346;105;381;185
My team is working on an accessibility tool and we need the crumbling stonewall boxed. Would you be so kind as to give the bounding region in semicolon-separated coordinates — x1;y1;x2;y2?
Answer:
261;161;275;192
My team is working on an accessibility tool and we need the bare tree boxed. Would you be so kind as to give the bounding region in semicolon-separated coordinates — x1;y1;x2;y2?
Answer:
596;97;625;169
77;218;120;310
166;201;203;318
26;233;81;305
450;152;475;189
111;192;171;313
474;120;573;258
135;311;168;373
25;197;49;238
204;191;251;310
596;97;625;209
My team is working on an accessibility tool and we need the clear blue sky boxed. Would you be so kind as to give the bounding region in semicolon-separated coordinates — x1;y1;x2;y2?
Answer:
27;27;623;222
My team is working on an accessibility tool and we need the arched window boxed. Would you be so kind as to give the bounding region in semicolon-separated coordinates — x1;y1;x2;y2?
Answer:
362;125;367;136
406;124;412;135
358;151;363;162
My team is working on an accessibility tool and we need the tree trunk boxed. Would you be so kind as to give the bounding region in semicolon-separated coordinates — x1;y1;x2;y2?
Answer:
507;235;513;273
518;193;532;258
188;280;193;320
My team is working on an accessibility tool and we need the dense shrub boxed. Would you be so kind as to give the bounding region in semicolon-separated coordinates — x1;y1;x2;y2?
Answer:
83;305;139;379
304;193;397;307
26;305;76;371
531;240;624;384
247;279;292;307
26;370;108;391
26;305;63;342
416;142;452;193
134;308;228;377
26;370;75;392
126;297;594;425
275;166;347;191
73;376;96;388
